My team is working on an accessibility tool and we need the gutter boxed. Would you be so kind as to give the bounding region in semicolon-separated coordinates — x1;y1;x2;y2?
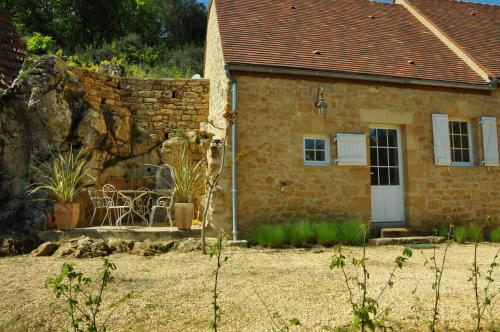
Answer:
226;64;494;91
224;65;239;242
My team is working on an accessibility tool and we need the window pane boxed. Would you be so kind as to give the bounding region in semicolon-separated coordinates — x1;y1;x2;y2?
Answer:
452;149;462;162
315;151;325;161
452;122;461;134
388;148;399;166
387;130;397;147
463;150;470;163
389;168;400;186
378;129;387;146
379;148;388;166
379;168;389;186
461;135;469;149
315;139;325;150
305;150;315;161
370;148;378;166
452;135;461;149
371;167;379;185
461;122;468;134
369;129;377;147
305;139;314;149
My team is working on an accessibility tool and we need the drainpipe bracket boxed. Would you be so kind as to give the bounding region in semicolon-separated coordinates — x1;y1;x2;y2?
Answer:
229;239;248;247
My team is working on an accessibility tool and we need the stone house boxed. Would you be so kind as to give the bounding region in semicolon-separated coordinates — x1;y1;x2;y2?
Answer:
204;0;500;239
0;9;25;90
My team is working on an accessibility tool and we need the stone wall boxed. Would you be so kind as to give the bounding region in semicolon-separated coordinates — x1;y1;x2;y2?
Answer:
209;73;500;235
73;69;209;138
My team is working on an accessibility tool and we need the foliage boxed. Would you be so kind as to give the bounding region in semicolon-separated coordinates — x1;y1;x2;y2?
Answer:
330;222;413;331
27;148;91;204
171;142;205;203
337;220;365;246
453;226;467;243
26;32;54;55
45;258;130;332
283;219;314;247
424;223;453;332
209;235;229;331
489;227;500;242
312;222;339;246
467;223;484;242
253;224;286;248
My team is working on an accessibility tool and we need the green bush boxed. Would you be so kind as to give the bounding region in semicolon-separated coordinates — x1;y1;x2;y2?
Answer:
489;227;500;242
338;220;365;246
312;222;338;246
283;220;314;247
26;32;54;55
253;224;286;248
467;224;484;242
453;226;467;243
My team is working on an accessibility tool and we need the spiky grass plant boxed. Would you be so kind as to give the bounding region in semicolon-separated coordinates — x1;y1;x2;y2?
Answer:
467;223;484;242
252;224;286;248
27;148;90;203
312;221;339;246
171;142;205;203
284;219;314;247
338;220;365;245
489;227;500;243
453;226;467;243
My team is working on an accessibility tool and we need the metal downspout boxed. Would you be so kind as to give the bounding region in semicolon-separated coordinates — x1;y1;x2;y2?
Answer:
225;65;238;241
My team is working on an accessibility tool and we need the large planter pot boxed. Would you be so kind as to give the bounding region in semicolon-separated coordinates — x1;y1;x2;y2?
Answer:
175;203;194;230
53;203;80;230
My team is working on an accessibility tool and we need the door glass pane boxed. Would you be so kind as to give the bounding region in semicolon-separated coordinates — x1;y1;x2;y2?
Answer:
452;122;460;133
387;129;397;147
371;167;379;185
461;122;468;134
389;168;400;185
453;135;461;149
379;168;389;186
378;129;387;146
388;148;399;166
379;148;388;166
452;149;462;162
369;129;377;146
370;148;378;166
461;135;469;149
463;150;470;163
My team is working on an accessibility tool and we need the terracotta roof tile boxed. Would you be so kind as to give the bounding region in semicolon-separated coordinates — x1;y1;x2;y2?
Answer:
0;9;25;89
407;0;500;79
214;0;486;85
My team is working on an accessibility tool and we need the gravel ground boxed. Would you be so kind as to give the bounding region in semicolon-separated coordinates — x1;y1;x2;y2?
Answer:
0;243;499;332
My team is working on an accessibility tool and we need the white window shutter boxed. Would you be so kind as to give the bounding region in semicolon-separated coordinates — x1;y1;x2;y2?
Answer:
336;134;367;166
481;116;499;166
432;113;451;166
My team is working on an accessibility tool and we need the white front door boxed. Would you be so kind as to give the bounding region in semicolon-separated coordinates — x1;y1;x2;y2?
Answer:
370;127;405;222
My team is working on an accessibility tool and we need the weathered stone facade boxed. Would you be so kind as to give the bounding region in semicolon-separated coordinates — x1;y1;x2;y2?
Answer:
208;73;500;234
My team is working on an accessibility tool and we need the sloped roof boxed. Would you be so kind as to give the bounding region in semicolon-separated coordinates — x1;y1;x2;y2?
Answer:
408;0;500;79
0;9;25;89
214;0;487;85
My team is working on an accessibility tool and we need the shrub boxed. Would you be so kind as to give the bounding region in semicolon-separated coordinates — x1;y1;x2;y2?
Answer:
312;222;338;246
283;220;314;247
453;226;467;243
467;224;484;242
338;220;365;245
253;224;286;248
26;32;54;55
489;227;500;242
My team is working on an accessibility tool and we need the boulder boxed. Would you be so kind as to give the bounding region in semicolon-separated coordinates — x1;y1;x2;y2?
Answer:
131;240;176;256
76;107;107;152
177;238;201;253
53;241;77;257
54;236;110;258
32;241;59;256
107;237;134;253
0;232;39;256
98;62;125;77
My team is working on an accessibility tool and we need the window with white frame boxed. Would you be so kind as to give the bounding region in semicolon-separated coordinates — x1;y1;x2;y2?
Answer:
304;136;330;165
449;119;473;165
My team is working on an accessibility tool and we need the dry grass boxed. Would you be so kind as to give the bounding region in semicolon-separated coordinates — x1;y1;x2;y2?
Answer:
0;243;499;331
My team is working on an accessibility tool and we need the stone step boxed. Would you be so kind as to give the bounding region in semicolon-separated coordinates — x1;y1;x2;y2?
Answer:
380;227;414;238
369;236;445;246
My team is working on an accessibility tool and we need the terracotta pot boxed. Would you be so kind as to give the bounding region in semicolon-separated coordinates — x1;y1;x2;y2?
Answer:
175;203;194;230
53;203;80;230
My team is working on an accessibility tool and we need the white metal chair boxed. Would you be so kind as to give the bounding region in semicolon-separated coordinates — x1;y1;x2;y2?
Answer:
102;184;133;227
87;187;109;226
149;164;176;227
149;188;176;227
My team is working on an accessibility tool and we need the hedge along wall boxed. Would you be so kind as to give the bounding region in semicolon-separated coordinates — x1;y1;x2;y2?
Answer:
73;68;210;140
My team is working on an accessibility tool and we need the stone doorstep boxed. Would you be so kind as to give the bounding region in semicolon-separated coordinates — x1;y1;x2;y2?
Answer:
36;226;213;243
369;236;446;246
380;227;414;238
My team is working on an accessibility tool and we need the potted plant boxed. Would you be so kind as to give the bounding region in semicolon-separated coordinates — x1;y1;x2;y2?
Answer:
28;148;90;230
172;143;205;230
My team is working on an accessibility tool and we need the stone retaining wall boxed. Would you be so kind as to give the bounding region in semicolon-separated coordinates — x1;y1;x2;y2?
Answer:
73;69;209;138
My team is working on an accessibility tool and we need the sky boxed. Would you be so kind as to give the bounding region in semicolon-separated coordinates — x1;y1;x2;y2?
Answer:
197;0;500;7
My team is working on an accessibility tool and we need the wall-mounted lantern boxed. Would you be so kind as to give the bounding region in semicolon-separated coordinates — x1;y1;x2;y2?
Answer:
315;87;328;117
210;138;223;158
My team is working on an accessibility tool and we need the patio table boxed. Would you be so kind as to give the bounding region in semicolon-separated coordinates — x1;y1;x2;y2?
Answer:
115;189;151;226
